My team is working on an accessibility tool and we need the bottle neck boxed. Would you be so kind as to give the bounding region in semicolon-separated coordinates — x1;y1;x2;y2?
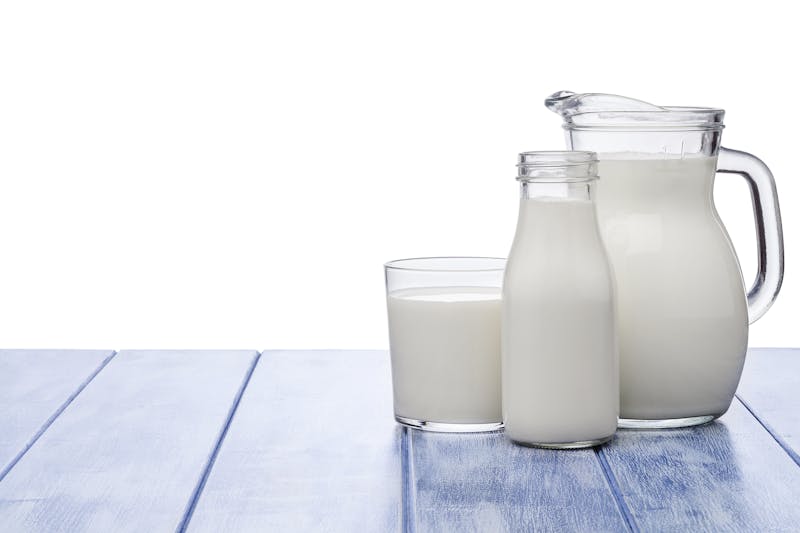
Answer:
520;180;595;201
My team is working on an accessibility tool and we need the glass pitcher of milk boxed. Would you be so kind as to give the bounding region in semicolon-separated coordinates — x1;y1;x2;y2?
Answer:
546;91;784;429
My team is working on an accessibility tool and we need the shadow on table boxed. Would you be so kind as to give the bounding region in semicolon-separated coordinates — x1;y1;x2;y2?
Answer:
602;417;790;530
399;427;626;532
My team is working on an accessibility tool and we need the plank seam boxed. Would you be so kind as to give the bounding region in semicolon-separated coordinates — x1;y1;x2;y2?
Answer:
401;427;417;533
176;350;262;533
594;446;639;533
735;394;800;467
0;350;118;483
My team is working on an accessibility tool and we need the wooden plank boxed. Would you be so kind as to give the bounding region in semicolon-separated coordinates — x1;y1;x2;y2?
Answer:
186;350;403;533
736;347;800;464
0;349;258;533
406;430;628;532
187;350;628;533
602;399;800;531
0;349;115;480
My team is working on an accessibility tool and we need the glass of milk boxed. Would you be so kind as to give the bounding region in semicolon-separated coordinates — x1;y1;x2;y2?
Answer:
385;257;505;432
502;151;618;448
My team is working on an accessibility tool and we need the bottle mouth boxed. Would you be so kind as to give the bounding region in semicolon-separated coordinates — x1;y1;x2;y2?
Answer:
517;151;598;182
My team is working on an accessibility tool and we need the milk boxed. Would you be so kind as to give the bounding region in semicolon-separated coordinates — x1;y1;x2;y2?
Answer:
596;156;749;421
387;286;502;425
502;198;618;445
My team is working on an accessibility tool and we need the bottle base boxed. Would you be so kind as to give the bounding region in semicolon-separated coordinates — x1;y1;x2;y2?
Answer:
395;415;503;433
508;434;614;450
618;414;717;429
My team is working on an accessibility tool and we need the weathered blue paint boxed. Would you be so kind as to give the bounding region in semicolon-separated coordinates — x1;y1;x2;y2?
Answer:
736;348;800;465
0;350;257;533
186;350;404;533
0;349;115;481
1;348;799;533
405;429;627;532
602;399;800;532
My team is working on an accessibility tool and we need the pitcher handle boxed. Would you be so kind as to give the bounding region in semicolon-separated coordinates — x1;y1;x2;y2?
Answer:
717;147;784;324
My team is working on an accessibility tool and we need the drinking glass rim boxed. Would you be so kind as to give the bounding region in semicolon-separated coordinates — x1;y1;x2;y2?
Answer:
384;256;506;272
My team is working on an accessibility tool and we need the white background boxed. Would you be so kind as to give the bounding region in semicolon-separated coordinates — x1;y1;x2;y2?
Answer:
0;1;795;349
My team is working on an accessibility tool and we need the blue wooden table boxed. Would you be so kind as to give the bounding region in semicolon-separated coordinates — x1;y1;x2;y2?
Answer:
0;348;798;532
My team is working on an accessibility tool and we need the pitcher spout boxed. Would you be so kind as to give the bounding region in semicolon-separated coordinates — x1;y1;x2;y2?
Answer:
545;90;666;119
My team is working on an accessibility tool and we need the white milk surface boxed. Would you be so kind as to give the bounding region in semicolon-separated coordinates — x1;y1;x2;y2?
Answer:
387;286;502;424
597;156;749;420
502;197;618;445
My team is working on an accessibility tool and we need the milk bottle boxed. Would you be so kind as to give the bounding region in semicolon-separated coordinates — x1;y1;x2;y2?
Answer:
502;151;618;448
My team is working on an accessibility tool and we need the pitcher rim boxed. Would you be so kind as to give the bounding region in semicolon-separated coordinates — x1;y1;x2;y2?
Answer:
563;106;725;132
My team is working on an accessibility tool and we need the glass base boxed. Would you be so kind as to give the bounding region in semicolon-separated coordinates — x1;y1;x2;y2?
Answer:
619;414;717;429
509;434;614;450
395;415;503;433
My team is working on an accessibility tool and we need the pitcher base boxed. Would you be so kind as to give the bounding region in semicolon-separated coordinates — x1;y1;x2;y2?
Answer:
619;415;716;429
